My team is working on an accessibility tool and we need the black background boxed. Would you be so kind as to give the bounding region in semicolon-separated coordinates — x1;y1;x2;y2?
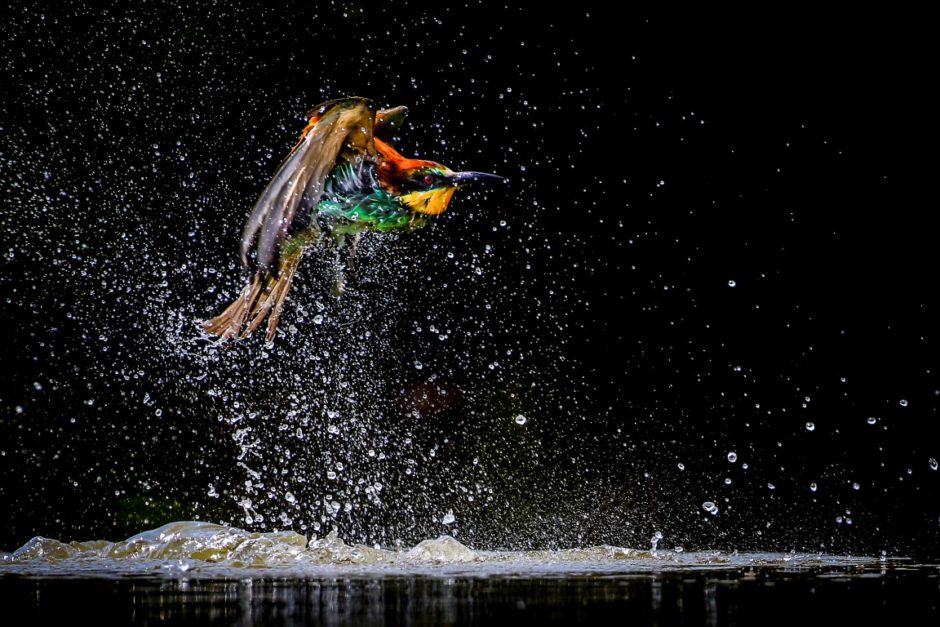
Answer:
1;3;938;559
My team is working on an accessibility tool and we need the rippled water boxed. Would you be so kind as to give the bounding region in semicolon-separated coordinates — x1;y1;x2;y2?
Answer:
2;522;938;625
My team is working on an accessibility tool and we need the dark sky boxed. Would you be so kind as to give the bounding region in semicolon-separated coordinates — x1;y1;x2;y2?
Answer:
1;3;938;558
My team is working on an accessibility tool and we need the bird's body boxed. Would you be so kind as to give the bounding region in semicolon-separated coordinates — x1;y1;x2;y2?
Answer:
204;97;500;342
316;158;426;233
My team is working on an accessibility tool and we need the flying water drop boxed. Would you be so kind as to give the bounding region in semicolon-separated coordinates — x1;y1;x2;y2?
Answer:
651;531;663;553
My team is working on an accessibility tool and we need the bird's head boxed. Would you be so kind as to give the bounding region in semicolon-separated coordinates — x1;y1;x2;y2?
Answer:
376;139;503;216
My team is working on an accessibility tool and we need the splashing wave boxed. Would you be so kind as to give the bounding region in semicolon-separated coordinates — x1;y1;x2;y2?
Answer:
1;521;880;578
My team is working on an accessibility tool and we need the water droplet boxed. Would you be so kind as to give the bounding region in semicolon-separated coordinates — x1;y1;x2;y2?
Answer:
900;399;909;407
805;422;815;432
727;280;736;287
702;501;718;515
867;417;877;425
313;314;324;325
514;414;527;425
285;492;296;504
677;463;685;470
724;478;732;485
767;483;776;490
727;452;737;463
650;531;663;552
852;482;860;490
929;458;938;471
810;482;817;492
442;510;456;525
414;361;424;370
327;425;339;435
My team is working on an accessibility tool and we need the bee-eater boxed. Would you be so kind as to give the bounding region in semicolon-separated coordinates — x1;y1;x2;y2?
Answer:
204;97;502;342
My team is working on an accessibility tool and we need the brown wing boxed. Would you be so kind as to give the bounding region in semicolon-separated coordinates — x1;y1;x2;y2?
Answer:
240;97;377;275
374;105;408;143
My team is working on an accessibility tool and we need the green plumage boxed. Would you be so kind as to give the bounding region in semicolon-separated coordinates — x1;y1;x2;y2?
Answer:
317;191;425;233
309;161;428;238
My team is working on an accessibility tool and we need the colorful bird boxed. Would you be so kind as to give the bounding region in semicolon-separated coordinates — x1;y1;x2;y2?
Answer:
204;97;502;342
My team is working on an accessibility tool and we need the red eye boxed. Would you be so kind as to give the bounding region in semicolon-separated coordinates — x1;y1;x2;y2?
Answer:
423;174;434;185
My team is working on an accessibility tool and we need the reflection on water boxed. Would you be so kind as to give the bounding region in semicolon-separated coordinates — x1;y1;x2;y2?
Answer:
2;566;939;626
1;522;939;625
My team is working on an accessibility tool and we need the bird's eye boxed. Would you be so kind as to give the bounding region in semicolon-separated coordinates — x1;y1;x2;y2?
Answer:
422;174;434;186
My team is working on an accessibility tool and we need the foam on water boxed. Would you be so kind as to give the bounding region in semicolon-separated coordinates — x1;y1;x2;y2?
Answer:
0;521;881;578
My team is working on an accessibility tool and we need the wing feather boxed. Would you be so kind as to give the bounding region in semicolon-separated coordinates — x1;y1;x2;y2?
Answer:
374;105;408;143
240;97;377;274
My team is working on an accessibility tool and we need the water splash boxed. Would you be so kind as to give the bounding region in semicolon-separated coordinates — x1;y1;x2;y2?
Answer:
1;521;882;578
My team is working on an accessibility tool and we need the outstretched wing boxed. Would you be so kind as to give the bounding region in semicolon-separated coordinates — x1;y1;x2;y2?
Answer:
240;97;377;275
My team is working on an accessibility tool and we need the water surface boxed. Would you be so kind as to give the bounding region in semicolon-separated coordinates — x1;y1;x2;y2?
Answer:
2;522;937;625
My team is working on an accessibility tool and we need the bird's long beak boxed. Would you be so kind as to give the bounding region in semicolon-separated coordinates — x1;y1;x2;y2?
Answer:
450;171;506;187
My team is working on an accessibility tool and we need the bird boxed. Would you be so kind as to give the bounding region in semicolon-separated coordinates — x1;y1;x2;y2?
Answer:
203;97;503;342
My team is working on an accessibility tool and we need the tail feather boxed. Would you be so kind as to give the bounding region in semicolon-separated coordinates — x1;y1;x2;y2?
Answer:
204;251;303;342
265;260;300;341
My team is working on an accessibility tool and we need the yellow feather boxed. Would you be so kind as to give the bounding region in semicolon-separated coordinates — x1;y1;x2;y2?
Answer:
400;187;457;216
